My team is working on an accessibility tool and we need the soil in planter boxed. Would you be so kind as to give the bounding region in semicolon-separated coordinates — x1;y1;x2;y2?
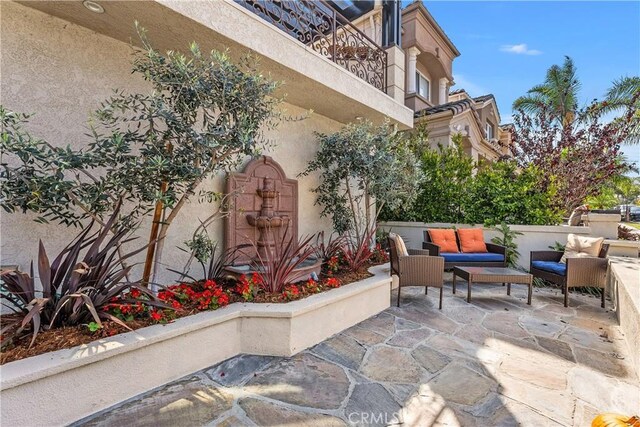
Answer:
1;265;380;365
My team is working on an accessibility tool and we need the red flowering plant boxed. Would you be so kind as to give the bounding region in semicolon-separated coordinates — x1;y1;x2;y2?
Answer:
235;273;261;302
370;243;389;264
158;280;230;313
325;277;341;288
326;256;340;275
304;278;321;294
281;284;300;301
104;287;164;323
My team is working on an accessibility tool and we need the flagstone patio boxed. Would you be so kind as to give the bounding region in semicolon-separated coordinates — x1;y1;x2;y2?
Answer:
76;277;639;427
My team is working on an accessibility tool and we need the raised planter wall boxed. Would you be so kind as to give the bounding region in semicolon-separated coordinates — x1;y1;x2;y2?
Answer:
0;265;392;427
608;257;640;376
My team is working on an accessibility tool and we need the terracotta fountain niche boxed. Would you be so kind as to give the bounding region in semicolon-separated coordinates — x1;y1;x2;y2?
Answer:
224;156;321;281
246;177;289;262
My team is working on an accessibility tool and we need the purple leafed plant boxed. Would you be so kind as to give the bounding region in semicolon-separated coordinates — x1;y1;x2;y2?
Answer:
340;226;376;273
0;202;164;349
248;231;317;294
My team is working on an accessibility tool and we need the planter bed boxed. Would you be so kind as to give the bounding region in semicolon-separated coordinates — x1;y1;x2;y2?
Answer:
0;268;373;365
0;264;392;427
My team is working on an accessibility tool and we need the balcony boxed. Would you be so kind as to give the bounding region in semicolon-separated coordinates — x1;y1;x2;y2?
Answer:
16;0;413;128
235;0;387;91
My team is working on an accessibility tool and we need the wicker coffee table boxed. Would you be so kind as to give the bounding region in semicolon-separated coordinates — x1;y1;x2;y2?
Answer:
452;266;532;304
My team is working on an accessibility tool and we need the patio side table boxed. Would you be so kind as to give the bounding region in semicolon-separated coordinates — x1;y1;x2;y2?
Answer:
452;266;533;304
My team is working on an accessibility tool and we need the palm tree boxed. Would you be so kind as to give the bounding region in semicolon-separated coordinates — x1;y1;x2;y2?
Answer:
601;76;640;144
513;56;581;128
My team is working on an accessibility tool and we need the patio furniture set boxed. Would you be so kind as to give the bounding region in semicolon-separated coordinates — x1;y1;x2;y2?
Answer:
388;228;609;309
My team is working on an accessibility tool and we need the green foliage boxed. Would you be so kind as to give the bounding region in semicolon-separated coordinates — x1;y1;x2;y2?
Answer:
301;119;420;237
464;161;563;226
380;128;560;226
549;241;566;251
186;233;215;267
388;131;473;223
601;76;640;144
87;322;102;333
585;187;618;209
490;223;524;269
173;236;243;283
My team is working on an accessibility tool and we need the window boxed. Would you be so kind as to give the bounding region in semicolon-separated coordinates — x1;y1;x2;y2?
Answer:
486;122;494;140
415;71;430;100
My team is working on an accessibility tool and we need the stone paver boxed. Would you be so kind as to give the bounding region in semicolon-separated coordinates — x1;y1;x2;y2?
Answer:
360;346;423;383
76;376;234;427
239;398;346;426
244;353;349;410
345;383;402;427
311;334;367;371
77;283;639;427
204;354;275;386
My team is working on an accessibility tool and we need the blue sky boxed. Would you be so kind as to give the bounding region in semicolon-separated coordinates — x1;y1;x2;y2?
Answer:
409;0;640;170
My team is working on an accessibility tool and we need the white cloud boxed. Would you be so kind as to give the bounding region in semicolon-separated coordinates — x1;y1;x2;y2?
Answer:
500;43;543;55
451;74;489;97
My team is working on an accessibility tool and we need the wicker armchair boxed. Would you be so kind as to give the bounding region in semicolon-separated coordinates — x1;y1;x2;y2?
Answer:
388;236;445;308
530;244;609;308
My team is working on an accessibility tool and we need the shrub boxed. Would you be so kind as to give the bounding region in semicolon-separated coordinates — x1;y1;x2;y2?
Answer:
464;161;562;226
313;231;346;263
490;223;524;269
301;119;420;236
172;234;245;283
382;132;473;223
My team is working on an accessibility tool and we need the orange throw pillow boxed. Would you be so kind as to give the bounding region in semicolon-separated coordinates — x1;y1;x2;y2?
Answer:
428;229;459;253
457;228;488;253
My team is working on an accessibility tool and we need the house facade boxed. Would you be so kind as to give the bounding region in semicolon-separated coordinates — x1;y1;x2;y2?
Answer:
400;1;512;163
418;89;513;163
0;0;412;282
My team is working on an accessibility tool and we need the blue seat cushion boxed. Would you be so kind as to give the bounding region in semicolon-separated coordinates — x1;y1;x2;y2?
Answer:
441;253;504;263
531;260;567;276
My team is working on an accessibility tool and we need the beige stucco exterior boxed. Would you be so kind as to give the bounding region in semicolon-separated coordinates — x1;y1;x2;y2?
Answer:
0;1;403;282
12;0;413;128
416;90;512;163
398;1;512;163
401;1;459;109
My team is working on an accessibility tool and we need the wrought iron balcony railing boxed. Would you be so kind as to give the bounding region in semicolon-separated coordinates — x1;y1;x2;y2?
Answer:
235;0;388;92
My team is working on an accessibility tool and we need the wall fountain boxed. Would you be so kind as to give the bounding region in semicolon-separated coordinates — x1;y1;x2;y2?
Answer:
224;156;321;282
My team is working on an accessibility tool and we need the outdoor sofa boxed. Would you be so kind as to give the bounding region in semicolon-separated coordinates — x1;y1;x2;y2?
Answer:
421;229;507;269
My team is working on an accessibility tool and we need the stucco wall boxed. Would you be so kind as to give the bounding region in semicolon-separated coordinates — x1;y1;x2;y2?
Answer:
0;2;338;284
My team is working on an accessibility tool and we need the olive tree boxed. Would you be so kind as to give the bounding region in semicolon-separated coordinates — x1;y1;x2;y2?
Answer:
1;29;281;284
301;119;420;244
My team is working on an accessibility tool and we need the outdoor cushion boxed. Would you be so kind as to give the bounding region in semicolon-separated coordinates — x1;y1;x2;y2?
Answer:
390;233;409;257
560;234;604;263
441;252;504;263
428;229;459;253
531;260;567;276
457;228;488;253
